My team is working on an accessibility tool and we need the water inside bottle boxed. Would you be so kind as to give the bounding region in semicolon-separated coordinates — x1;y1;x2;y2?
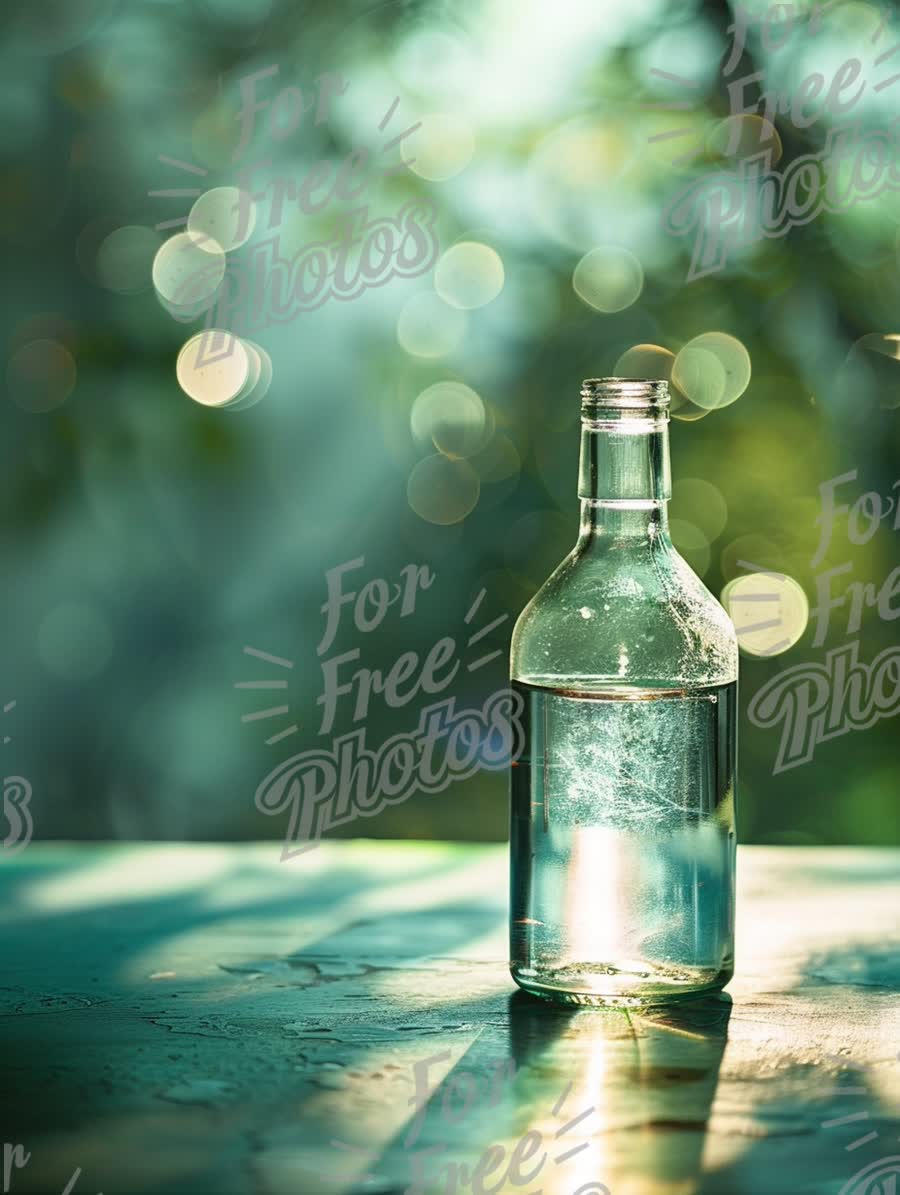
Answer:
510;679;736;1005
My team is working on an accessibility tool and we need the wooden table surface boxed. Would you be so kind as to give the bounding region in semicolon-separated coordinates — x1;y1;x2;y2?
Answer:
0;843;897;1195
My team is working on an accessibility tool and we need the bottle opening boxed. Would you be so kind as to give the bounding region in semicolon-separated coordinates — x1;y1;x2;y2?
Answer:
581;378;669;412
577;377;671;502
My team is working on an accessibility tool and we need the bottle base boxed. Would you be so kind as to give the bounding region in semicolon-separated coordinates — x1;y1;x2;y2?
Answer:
509;961;733;1008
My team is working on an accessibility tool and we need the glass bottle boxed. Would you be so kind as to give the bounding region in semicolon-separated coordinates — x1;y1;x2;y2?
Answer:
509;378;738;1006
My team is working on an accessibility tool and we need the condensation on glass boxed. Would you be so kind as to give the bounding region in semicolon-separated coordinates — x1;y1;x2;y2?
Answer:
509;378;738;1006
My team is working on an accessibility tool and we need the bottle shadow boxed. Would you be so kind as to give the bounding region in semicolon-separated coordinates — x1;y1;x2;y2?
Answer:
504;989;733;1194
359;989;732;1195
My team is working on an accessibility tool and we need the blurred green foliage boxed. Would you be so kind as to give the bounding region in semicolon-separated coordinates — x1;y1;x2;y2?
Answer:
1;0;898;846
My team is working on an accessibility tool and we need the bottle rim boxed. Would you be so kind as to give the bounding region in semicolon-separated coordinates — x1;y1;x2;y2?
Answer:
581;378;669;409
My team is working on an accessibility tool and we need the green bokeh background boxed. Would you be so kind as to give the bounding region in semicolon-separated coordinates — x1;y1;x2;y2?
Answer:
2;0;898;846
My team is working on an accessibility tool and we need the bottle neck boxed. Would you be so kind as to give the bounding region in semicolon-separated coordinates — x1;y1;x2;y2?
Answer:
577;409;671;543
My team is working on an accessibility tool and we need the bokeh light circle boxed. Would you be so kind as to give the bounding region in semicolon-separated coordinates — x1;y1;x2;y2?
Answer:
721;571;809;657
407;455;480;524
215;339;259;411
844;333;900;411
671;478;729;542
406;113;475;181
95;225;160;294
410;381;488;458
612;341;713;419
188;187;256;253
470;432;520;483
672;346;727;410
152;232;227;309
573;247;643;313
7;339;76;412
434;242;505;310
669;394;712;422
674;333;751;410
221;340;273;412
176;331;249;407
614;343;675;380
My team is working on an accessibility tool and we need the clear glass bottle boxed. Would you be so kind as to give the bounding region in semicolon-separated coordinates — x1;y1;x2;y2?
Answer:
509;378;738;1006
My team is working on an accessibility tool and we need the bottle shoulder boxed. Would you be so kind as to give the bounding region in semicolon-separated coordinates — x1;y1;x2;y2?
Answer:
511;538;738;688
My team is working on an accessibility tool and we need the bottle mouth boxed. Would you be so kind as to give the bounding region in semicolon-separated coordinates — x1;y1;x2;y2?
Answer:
581;378;669;411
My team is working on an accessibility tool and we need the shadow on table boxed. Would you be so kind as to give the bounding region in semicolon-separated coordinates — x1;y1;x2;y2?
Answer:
2;850;898;1195
694;941;900;1195
0;847;503;1154
507;990;733;1195
365;946;899;1195
354;990;732;1195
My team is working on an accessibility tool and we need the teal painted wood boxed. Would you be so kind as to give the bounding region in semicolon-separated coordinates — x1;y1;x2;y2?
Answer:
0;843;897;1195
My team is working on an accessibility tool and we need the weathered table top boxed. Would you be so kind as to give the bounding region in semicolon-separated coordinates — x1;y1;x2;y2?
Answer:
0;843;897;1195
